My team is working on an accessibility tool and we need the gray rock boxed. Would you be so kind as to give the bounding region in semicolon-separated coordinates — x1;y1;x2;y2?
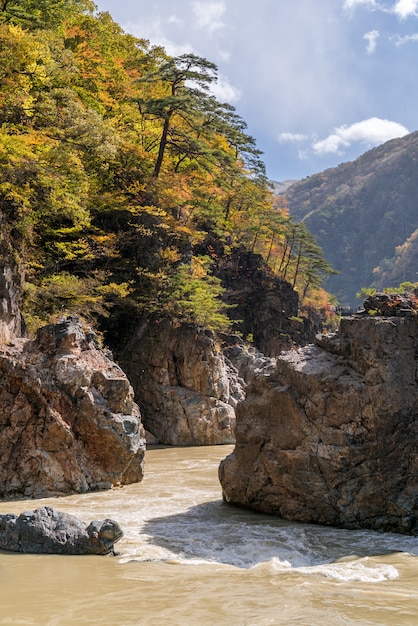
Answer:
360;292;417;317
219;316;418;535
0;262;26;342
119;321;244;446
0;506;123;555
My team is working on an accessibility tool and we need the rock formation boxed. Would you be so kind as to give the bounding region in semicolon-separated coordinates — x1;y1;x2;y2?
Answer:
219;314;418;535
221;334;277;387
0;506;123;554
0;262;26;343
360;291;417;317
218;250;318;356
119;320;245;446
0;316;146;498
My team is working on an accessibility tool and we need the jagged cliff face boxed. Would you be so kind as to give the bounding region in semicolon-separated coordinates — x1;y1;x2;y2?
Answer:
219;314;418;535
0;317;146;499
119;320;244;446
0;236;146;498
0;210;26;342
218;250;318;356
0;262;25;342
111;251;318;448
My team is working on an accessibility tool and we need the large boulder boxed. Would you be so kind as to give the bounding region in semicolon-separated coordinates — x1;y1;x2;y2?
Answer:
361;292;417;317
119;320;244;446
0;316;146;498
0;506;123;555
219;316;418;535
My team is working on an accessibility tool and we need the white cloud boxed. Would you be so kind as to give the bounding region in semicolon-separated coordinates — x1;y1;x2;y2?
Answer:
393;0;418;19
210;74;241;103
394;31;418;44
168;15;183;26
363;29;379;53
278;132;308;143
343;0;379;12
123;19;193;56
343;0;418;17
313;117;409;154
191;1;226;33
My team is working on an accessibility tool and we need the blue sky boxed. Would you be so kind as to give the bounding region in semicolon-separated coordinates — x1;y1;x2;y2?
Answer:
93;0;418;182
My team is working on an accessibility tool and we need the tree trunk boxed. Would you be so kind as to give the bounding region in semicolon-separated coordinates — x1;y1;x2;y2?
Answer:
266;233;275;264
302;276;312;302
292;247;302;289
153;113;171;178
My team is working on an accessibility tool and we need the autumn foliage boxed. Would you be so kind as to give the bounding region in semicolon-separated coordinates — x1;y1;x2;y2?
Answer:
0;1;336;334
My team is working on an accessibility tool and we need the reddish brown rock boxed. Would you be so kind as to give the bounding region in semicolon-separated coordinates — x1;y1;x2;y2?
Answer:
219;316;418;535
0;317;146;499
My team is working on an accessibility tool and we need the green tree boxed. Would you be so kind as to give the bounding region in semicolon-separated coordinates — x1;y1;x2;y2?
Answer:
0;2;337;335
0;0;94;29
169;256;231;331
138;53;218;178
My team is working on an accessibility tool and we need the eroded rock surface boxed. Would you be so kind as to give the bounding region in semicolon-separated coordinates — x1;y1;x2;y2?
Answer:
0;506;123;554
219;316;418;535
120;321;245;446
0;262;25;342
0;316;146;498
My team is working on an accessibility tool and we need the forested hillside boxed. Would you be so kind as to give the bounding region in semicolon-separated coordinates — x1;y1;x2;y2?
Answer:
0;0;335;345
285;131;418;307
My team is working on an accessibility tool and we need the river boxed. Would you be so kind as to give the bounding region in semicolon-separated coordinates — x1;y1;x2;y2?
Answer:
0;445;417;625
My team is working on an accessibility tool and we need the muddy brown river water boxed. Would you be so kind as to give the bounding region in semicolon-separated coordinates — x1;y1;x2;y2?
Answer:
0;445;417;625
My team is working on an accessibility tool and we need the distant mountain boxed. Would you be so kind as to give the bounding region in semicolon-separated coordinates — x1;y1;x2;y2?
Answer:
270;179;298;194
283;131;418;307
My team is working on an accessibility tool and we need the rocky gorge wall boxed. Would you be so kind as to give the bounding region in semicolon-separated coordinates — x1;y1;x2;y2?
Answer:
119;321;247;446
219;314;418;535
218;250;318;356
0;262;26;343
114;250;319;447
0;317;146;499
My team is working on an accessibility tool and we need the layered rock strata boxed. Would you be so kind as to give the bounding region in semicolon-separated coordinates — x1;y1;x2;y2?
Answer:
0;316;146;498
219;316;418;535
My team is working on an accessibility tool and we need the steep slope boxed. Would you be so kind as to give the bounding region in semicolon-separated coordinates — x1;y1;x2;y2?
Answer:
0;7;336;340
284;131;418;307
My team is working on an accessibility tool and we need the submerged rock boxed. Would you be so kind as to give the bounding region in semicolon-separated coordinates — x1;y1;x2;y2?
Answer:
0;506;123;555
219;316;418;535
0;316;146;498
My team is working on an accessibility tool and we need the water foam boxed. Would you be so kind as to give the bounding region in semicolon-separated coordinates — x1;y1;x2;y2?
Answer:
20;447;415;577
292;558;399;583
116;495;417;574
